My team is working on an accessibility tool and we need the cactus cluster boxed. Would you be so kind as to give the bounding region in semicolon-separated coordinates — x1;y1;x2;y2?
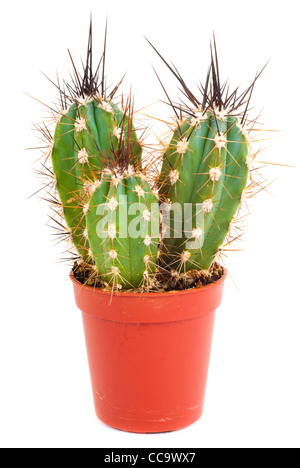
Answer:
34;24;265;291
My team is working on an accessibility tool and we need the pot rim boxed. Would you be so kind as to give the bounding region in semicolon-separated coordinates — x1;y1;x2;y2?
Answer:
70;268;227;298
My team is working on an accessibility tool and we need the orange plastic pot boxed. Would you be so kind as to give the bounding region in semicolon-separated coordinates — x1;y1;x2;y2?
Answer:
71;271;226;433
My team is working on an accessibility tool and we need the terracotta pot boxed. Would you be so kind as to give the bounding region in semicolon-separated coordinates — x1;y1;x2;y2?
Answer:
71;270;226;433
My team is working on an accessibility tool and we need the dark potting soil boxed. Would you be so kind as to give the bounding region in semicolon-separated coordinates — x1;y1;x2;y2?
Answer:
72;261;225;294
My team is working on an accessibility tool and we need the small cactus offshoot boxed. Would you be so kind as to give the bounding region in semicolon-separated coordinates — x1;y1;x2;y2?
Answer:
86;169;159;289
32;23;268;292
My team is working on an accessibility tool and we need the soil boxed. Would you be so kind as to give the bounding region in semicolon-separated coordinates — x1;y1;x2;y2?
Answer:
72;261;225;294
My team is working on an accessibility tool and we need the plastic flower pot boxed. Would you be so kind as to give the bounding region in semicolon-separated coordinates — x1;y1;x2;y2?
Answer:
71;270;226;433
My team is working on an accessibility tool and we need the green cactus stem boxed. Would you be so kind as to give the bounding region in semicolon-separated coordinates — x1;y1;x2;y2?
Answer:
52;98;142;259
86;170;160;289
150;38;264;273
50;23;142;260
159;112;249;272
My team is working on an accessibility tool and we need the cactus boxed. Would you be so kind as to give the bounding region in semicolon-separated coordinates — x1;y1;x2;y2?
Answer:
52;98;142;260
38;21;160;289
149;38;264;274
50;23;142;261
159;111;249;272
86;169;160;289
33;24;265;291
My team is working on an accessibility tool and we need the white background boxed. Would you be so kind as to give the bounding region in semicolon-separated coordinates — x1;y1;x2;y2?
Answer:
0;0;299;449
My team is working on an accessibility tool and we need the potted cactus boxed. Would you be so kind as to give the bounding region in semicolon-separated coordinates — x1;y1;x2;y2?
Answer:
33;23;265;433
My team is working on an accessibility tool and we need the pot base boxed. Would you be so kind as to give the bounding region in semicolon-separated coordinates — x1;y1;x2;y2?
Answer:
96;410;203;434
